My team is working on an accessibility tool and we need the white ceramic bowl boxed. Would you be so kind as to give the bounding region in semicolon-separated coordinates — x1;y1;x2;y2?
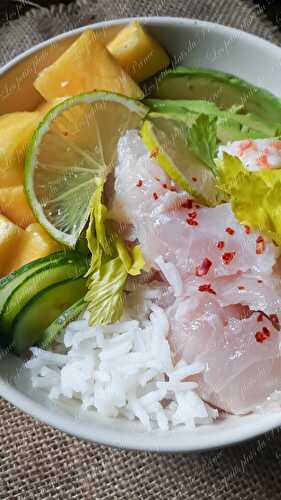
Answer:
1;16;281;453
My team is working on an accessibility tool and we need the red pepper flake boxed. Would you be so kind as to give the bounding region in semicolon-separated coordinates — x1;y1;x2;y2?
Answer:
255;327;271;343
188;211;197;219
170;186;177;192
270;314;279;324
198;283;216;295
225;227;235;235
222;251;236;264
150;147;159;159
186;218;198;226
257;151;269;169
181;200;193;209
195;258;212;277
269;314;280;330
239;140;254;155
238;286;245;290
136;179;143;187
257;312;264;322
257;279;263;284
195;204;200;209
255;331;265;343
244;225;251;235
154;176;160;182
192;177;197;182
63;131;68;136
162;183;168;189
217;241;225;250
256;236;265;255
153;192;158;200
262;326;270;337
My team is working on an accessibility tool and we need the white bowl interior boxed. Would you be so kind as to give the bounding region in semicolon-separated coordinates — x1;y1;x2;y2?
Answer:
1;17;281;452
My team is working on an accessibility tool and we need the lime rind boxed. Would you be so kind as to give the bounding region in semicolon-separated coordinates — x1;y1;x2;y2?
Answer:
25;91;148;247
141;119;212;206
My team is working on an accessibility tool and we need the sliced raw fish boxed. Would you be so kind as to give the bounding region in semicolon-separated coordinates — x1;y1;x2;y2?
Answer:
168;294;281;414
218;138;281;171
113;131;279;277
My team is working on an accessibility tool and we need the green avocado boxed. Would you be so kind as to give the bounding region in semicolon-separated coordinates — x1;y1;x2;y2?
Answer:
145;98;279;140
153;67;281;127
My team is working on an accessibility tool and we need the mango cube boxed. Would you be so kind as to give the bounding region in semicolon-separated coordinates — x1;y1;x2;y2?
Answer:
0;215;24;277
11;223;61;272
107;21;170;82
34;31;143;101
0;186;36;228
0;111;41;187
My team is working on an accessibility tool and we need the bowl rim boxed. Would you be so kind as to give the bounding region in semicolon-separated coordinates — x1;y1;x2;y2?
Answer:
1;15;281;453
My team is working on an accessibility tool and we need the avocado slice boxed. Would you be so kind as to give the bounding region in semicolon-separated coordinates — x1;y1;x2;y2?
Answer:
153;67;281;126
13;277;87;354
145;98;279;139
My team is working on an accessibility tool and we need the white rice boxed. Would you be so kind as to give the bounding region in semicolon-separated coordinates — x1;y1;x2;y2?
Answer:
26;300;218;431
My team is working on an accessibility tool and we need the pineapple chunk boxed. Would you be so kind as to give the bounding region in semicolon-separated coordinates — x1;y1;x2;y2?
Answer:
0;216;61;277
11;223;61;272
34;31;143;101
0;111;41;187
0;186;36;228
0;215;24;277
107;21;170;82
36;97;68;117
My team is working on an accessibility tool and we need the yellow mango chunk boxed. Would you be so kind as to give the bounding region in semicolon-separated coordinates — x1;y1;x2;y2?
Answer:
107;21;170;82
0;186;36;228
0;215;24;277
0;111;41;188
36;97;68;117
34;31;143;101
11;223;61;272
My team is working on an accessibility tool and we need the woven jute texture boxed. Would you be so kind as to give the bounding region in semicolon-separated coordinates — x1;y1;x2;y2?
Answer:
1;1;281;499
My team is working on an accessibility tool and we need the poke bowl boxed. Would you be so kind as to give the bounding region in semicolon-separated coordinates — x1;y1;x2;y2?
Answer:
1;16;281;453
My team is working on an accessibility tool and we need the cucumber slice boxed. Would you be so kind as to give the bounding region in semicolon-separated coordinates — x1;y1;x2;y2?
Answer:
38;297;86;348
13;277;87;354
0;251;65;316
0;251;89;344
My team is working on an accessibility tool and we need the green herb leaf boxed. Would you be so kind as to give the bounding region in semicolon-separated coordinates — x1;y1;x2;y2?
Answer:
188;114;218;174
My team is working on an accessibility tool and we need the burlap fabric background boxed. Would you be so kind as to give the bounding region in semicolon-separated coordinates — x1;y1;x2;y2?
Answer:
1;1;281;498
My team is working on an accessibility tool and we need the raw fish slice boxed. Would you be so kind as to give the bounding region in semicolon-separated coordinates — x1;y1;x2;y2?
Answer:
218;138;281;171
113;131;279;276
182;271;281;316
168;294;281;414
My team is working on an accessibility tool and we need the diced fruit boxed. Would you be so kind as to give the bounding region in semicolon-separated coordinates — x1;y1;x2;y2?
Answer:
10;223;62;272
0;251;89;346
36;97;68;116
0;185;35;228
13;277;87;354
0;111;41;187
38;297;86;348
25;92;148;247
0;215;23;277
107;21;170;82
0;216;61;277
34;31;144;101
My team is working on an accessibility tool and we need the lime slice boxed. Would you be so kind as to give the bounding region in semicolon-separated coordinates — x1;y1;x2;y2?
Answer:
141;113;220;206
25;92;148;247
